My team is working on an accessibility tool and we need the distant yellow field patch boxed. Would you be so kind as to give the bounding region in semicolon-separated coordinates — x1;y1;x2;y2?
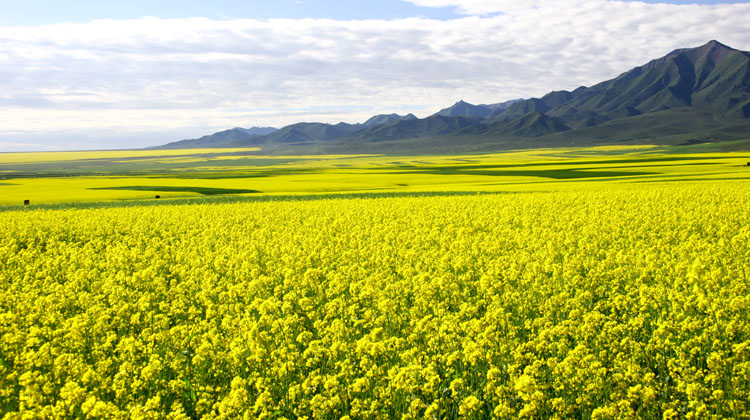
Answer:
1;146;749;205
0;176;264;205
0;148;260;164
566;144;659;152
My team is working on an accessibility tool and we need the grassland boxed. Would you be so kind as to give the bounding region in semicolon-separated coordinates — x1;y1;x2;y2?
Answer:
1;144;749;207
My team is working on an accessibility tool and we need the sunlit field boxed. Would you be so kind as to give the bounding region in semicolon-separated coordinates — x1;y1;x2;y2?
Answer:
0;149;261;164
1;146;750;419
1;145;749;206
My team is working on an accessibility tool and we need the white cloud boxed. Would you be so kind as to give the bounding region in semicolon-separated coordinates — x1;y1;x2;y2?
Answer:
0;141;64;152
404;0;551;15
1;1;749;150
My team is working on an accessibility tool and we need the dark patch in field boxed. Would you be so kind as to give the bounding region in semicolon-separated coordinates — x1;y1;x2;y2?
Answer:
385;155;728;172
387;167;656;179
148;168;322;180
90;186;261;195
632;177;750;183
374;156;738;179
0;157;305;180
0;191;527;213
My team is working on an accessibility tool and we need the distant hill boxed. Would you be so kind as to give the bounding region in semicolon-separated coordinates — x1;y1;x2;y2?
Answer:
362;113;417;127
157;116;415;149
487;111;572;137
434;100;494;118
261;122;362;144
237;127;278;136
344;115;483;143
433;99;524;118
155;40;750;153
154;127;277;149
536;40;750;124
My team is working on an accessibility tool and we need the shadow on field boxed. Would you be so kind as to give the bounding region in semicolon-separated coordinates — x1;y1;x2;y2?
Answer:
0;191;526;213
89;186;262;195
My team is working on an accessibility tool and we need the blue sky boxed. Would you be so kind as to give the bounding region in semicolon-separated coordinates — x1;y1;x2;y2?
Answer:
0;0;463;24
1;0;749;151
1;0;746;25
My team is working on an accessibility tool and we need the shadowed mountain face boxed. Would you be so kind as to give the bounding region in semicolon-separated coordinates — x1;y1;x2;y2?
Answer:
156;41;750;153
362;113;418;127
533;40;750;127
486;112;571;137
259;122;363;144
434;100;494;118
346;115;483;143
154;127;278;149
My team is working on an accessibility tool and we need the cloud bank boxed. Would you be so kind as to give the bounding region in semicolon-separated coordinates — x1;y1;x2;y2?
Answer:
1;1;749;150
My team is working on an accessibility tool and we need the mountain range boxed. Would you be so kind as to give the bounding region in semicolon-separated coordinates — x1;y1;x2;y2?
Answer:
155;40;750;153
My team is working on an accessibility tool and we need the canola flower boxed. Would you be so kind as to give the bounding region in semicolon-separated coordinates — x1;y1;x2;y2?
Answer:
1;182;749;419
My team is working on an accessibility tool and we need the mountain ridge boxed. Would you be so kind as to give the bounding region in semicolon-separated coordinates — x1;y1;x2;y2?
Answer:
155;40;750;153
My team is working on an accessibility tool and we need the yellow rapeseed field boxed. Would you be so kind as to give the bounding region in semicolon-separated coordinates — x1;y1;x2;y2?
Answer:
2;146;749;205
0;149;261;165
1;181;749;419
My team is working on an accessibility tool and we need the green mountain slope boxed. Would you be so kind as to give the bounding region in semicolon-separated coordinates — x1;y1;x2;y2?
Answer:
534;40;750;125
434;100;493;118
154;127;277;149
156;40;750;154
487;112;572;137
343;115;482;143
260;122;362;144
362;113;417;127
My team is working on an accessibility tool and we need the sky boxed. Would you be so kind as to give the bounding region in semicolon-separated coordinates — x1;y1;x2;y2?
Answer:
1;0;749;151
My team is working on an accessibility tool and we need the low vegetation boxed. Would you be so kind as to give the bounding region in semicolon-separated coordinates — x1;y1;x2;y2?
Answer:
1;145;749;206
2;182;749;419
1;146;749;419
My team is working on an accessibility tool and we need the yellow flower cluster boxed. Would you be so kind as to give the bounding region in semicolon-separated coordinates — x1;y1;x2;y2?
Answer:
1;183;749;419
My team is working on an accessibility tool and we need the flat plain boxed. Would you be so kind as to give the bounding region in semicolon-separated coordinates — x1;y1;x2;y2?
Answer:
1;143;749;206
1;144;750;419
